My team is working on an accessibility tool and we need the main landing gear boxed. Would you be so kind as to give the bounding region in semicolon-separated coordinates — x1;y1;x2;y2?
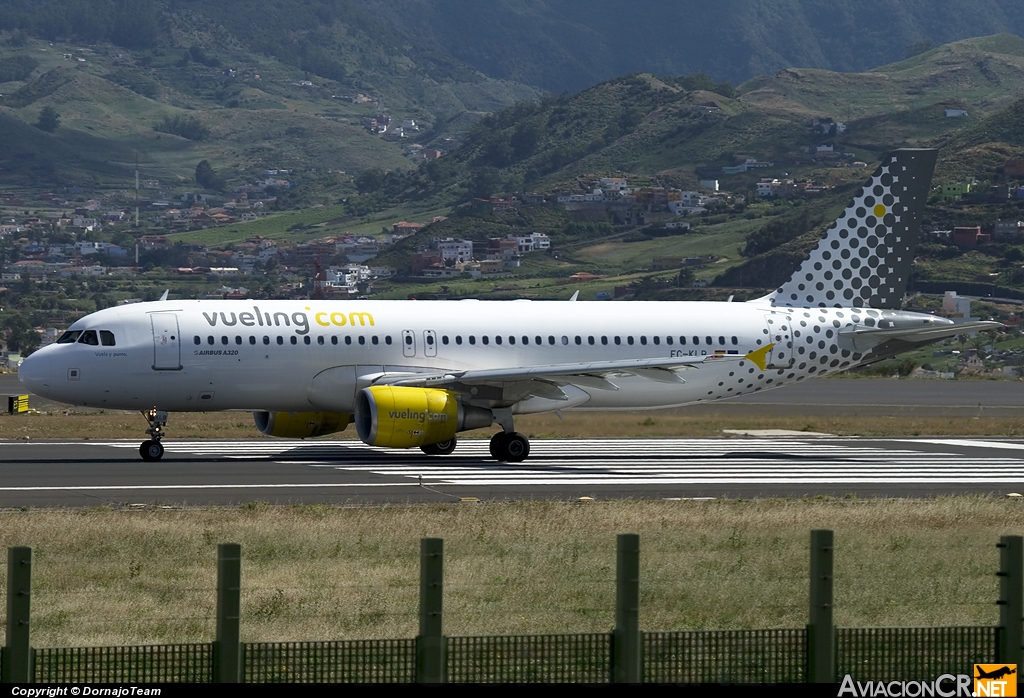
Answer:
140;408;168;462
489;431;530;463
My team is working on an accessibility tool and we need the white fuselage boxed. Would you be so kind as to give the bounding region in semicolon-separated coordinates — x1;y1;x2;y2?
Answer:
19;298;912;414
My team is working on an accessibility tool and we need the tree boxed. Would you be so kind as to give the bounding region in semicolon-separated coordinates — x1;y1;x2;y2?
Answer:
36;106;60;132
195;160;224;191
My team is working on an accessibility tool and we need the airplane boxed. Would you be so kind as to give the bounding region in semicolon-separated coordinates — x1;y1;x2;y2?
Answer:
17;148;1000;463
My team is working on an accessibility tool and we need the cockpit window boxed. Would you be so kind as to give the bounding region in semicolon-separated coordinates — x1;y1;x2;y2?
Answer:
100;331;116;346
57;331;81;344
78;330;99;346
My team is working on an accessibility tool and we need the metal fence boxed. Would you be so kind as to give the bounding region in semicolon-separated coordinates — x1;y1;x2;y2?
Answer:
644;629;807;684
34;644;213;683
837;626;998;682
448;633;611;683
243;639;416;683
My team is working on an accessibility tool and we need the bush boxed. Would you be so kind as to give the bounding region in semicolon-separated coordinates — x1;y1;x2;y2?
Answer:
154;115;209;141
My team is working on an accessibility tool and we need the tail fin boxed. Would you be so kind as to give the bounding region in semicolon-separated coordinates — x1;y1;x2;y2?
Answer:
768;148;937;310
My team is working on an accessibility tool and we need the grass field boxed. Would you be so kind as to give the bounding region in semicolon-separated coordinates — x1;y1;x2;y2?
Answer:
3;410;1024;440
1;498;1018;646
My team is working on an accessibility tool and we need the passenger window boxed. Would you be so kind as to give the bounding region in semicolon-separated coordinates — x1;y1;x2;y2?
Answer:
235;336;242;345
263;336;270;345
79;330;99;346
732;336;738;345
331;336;338;345
193;336;201;346
358;336;366;345
57;331;82;344
679;336;686;345
588;336;594;345
405;335;413;345
385;336;392;345
207;336;215;345
304;336;311;345
534;336;541;345
480;335;488;346
693;336;699;345
221;336;228;345
614;336;621;345
442;336;449;345
561;336;568;345
575;336;582;345
250;336;256;345
493;336;500;345
100;331;116;346
456;336;463;345
705;336;713;345
317;336;324;345
640;336;647;345
469;336;476;345
627;336;635;345
345;336;352;345
653;336;660;345
508;336;516;345
290;336;297;345
601;336;608;345
548;336;555;345
666;337;673;345
719;336;725;345
277;336;284;345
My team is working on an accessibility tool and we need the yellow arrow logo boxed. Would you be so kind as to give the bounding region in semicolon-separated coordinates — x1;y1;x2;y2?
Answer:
744;343;775;371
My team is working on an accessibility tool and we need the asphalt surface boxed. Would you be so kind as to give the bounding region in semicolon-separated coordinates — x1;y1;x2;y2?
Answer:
2;436;1023;507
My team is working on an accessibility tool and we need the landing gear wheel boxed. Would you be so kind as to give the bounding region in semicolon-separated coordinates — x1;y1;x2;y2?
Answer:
489;432;530;463
421;437;457;456
140;439;164;462
489;432;510;460
504;433;530;463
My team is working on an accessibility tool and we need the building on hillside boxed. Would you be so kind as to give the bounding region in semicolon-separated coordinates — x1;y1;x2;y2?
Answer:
993;220;1024;240
951;226;989;247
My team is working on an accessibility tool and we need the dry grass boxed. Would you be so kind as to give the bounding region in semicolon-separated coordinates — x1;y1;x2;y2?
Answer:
0;498;1018;647
2;410;1024;440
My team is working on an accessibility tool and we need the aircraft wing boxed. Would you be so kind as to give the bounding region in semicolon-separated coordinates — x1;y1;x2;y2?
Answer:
839;320;1002;343
370;345;774;393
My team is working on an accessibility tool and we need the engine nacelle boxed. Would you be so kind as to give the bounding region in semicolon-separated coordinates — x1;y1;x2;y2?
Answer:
355;386;492;448
253;411;352;438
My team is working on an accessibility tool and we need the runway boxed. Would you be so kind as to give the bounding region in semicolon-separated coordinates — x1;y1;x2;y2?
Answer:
2;436;1023;507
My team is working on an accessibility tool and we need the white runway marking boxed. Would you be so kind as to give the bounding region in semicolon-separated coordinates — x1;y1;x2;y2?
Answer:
47;438;1024;486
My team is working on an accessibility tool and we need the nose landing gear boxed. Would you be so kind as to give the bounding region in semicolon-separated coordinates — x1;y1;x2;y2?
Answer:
140;408;168;462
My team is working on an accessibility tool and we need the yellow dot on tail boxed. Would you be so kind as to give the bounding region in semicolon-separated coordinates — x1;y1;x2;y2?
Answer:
873;204;886;217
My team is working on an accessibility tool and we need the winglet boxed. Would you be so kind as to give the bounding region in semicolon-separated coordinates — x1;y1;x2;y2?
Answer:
569;290;579;301
744;343;774;371
158;289;169;301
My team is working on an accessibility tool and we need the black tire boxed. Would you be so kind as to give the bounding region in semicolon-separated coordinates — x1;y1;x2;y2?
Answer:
505;433;530;463
140;440;164;462
420;437;457;456
489;432;510;461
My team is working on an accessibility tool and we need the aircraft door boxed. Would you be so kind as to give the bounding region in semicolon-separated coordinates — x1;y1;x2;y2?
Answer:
424;330;437;357
151;313;182;370
763;313;794;368
401;330;416;357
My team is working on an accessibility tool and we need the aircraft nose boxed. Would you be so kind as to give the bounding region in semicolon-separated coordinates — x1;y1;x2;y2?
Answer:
18;352;51;394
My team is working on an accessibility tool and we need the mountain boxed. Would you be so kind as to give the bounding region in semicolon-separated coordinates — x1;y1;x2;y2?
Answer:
355;0;1024;92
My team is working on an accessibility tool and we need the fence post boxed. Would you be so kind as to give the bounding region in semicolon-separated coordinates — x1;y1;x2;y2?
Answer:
2;547;32;683
997;535;1023;668
416;538;446;683
214;543;242;684
613;533;641;683
808;529;835;683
